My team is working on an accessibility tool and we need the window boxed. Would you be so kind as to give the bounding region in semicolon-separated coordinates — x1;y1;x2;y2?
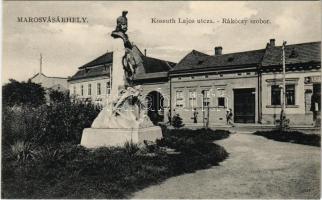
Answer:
271;85;281;105
81;85;84;96
202;90;210;107
237;73;242;76
97;83;101;95
246;72;251;75
106;82;111;95
271;84;296;106
88;84;91;95
218;97;225;107
286;85;295;105
73;86;76;95
176;91;184;107
189;91;197;108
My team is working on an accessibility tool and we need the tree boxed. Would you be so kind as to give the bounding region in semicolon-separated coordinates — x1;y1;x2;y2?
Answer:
2;79;46;107
49;90;70;103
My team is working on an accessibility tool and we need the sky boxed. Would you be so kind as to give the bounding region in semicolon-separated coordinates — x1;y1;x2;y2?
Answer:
2;1;321;83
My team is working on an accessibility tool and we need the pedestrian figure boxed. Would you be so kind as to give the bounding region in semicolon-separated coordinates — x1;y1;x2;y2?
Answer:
226;108;234;127
193;108;198;123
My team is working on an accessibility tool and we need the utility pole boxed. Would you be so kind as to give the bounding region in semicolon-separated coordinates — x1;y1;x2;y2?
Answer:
280;41;287;129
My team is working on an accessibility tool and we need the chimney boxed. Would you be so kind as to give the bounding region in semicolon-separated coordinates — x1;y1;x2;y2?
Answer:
214;46;222;56
144;49;147;56
269;39;275;47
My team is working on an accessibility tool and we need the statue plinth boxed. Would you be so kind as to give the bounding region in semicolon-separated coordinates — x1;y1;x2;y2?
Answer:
80;86;163;148
81;126;162;148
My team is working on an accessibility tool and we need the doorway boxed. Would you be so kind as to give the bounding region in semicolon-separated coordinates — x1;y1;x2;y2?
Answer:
146;91;164;125
233;88;255;123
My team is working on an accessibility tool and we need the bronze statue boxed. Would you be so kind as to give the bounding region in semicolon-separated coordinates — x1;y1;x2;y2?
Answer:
111;11;142;85
111;11;132;49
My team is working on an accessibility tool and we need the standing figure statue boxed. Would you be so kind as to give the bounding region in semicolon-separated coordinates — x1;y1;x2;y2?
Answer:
90;11;150;129
81;11;162;148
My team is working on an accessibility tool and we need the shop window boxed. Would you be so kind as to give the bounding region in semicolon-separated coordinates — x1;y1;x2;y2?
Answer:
176;90;184;107
218;97;225;107
271;85;281;105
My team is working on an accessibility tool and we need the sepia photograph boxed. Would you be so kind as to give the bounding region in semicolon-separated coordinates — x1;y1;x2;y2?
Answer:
2;1;321;199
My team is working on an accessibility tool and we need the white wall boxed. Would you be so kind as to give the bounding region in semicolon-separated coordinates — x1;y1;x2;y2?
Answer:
31;73;68;91
69;76;110;106
262;70;320;115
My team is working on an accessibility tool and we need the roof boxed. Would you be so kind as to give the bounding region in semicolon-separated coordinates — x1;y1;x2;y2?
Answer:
134;54;176;80
69;45;176;81
171;50;210;72
69;65;110;81
30;73;68;80
171;49;265;73
79;52;113;69
262;41;321;67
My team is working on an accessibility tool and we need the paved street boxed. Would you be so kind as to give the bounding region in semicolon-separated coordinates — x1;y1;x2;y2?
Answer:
131;133;320;199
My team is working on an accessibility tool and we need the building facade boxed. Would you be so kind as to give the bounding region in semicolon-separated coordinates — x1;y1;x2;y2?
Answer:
69;47;175;124
70;39;321;126
169;48;264;125
68;52;112;105
260;41;321;125
30;72;68;92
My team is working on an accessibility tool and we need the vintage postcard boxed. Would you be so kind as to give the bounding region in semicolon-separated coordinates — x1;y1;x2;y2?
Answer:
2;1;321;199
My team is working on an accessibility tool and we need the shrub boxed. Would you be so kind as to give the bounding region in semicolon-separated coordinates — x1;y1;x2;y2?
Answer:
2;102;101;147
124;141;140;156
9;141;36;164
2;128;230;199
254;130;320;147
49;90;70;103
172;114;184;128
2;79;45;107
157;128;229;173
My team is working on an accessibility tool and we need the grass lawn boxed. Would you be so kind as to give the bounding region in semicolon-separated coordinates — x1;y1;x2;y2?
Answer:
253;130;320;147
2;128;229;199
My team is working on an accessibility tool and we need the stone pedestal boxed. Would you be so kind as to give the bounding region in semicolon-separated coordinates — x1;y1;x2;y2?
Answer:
80;126;162;148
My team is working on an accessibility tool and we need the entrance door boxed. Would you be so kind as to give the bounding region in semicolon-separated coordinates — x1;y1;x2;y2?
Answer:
234;88;255;123
146;91;164;125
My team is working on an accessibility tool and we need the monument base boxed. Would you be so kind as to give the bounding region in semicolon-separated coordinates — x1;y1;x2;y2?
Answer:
80;126;162;148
